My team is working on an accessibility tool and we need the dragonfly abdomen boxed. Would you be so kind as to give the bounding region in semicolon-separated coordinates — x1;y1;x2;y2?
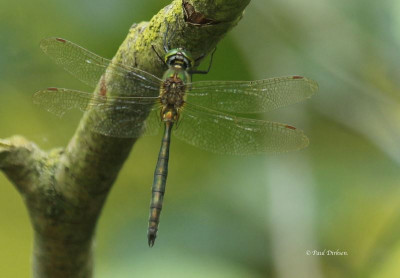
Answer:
148;121;173;247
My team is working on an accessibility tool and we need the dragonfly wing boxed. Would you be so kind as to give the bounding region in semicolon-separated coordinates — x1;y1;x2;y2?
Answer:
91;104;162;138
173;103;309;155
186;76;318;113
40;38;162;96
33;88;161;138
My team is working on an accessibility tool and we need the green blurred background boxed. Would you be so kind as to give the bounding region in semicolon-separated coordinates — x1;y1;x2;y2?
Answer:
1;0;400;277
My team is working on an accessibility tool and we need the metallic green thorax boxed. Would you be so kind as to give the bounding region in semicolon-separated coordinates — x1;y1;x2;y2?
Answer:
148;48;194;246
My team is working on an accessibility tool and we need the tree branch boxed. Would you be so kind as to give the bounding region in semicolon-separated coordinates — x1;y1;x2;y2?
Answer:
1;0;250;277
0;136;50;194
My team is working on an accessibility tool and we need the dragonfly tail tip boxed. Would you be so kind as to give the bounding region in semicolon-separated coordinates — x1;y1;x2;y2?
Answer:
148;235;156;247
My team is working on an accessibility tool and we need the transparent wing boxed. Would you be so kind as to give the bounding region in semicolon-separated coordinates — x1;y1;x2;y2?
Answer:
33;88;162;138
40;37;162;96
173;103;309;155
186;76;318;113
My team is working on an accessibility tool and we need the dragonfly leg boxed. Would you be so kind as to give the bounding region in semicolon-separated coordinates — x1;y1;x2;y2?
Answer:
164;16;181;52
190;47;217;75
163;20;171;52
152;45;168;68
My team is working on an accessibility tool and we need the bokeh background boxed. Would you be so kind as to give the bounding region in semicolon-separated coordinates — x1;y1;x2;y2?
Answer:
1;0;400;277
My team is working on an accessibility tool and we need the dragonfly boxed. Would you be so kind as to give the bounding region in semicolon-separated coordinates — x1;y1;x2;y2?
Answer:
34;37;318;247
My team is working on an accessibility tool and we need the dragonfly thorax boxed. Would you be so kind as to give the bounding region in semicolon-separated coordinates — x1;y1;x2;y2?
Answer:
159;68;188;122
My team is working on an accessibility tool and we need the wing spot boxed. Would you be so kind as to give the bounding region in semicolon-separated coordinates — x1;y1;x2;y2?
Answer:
56;38;66;43
285;125;296;130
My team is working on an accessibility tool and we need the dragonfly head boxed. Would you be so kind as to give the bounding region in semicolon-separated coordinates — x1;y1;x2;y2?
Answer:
165;48;195;70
